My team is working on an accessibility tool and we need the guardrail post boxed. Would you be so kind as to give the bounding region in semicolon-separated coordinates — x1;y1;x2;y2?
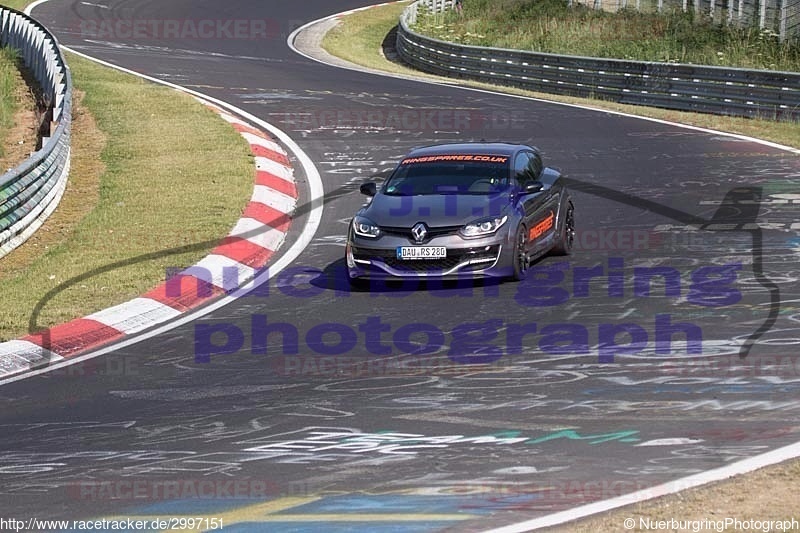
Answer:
779;0;787;40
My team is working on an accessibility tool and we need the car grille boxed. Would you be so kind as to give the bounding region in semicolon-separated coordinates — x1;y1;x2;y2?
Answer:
380;225;461;242
353;245;500;273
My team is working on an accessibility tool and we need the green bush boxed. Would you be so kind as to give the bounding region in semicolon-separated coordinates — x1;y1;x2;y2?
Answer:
415;0;800;70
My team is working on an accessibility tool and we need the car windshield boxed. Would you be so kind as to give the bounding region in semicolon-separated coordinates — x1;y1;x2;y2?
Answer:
383;156;510;196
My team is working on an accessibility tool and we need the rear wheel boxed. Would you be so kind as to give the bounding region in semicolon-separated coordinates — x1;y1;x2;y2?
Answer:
551;197;575;256
511;224;529;281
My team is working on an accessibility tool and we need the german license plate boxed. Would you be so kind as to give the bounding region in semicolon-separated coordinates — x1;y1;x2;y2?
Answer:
396;246;446;260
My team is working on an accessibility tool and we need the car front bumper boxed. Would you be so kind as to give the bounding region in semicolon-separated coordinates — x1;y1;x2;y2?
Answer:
346;231;513;280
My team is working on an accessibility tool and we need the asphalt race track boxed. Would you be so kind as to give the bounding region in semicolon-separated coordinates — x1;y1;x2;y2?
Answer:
4;0;800;530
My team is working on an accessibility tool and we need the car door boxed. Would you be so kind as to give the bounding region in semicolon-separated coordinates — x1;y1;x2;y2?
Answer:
514;151;559;254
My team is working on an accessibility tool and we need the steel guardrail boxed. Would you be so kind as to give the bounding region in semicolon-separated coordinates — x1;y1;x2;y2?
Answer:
397;0;800;121
0;6;71;258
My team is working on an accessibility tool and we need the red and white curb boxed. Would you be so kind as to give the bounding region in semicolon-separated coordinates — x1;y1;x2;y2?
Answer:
0;101;297;379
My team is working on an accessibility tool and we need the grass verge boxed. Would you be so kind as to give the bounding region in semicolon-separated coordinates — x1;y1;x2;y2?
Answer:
323;1;799;149
322;1;800;530
1;0;25;9
0;46;41;171
415;0;800;71
0;51;254;340
0;47;22;161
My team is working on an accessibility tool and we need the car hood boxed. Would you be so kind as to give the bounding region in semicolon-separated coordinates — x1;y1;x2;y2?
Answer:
363;193;508;228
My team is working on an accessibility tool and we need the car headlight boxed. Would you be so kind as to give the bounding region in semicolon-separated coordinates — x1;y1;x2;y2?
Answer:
459;215;508;238
352;216;381;238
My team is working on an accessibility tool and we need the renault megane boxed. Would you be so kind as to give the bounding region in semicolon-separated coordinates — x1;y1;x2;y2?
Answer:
345;142;574;285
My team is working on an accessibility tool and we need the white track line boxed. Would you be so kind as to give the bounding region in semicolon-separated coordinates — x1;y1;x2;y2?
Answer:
486;440;800;532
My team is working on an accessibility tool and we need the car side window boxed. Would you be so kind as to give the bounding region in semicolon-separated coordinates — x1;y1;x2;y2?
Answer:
515;152;540;186
527;152;543;180
513;153;531;186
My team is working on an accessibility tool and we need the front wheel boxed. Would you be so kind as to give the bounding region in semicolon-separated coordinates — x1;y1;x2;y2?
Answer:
511;224;529;281
551;198;575;256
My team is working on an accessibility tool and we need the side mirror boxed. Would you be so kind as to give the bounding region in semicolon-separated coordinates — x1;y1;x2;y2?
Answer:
523;181;543;193
359;182;377;197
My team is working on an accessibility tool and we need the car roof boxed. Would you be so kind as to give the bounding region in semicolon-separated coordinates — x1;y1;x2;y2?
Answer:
405;142;534;158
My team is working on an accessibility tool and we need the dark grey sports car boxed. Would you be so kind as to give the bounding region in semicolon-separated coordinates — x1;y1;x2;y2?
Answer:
345;142;574;284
